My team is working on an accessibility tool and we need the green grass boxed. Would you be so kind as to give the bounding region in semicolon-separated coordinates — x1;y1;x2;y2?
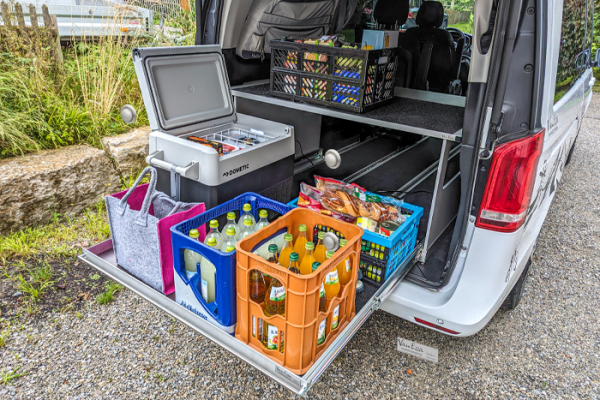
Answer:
0;324;10;348
96;281;124;305
0;367;27;385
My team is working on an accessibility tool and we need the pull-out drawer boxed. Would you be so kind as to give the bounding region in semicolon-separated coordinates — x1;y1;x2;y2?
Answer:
79;240;420;395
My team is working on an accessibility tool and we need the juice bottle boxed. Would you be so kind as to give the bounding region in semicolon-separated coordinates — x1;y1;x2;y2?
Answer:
336;239;352;285
299;242;316;275
238;203;256;231
323;251;340;299
293;224;308;261
249;269;267;304
199;237;218;303
220;227;237;252
222;212;238;239
278;234;294;268
314;231;327;263
312;262;327;312
287;252;300;274
266;244;279;264
254;209;269;232
262;276;286;351
205;219;224;249
238;218;256;240
183;229;202;278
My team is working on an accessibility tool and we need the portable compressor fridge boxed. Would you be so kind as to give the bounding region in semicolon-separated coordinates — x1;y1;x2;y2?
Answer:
133;45;295;208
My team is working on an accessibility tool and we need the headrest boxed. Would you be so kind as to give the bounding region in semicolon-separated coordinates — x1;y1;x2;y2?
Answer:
416;1;444;28
373;0;409;27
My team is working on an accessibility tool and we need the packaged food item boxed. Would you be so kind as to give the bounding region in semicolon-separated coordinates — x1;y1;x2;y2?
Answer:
356;217;377;232
187;136;224;155
298;183;356;223
379;220;400;237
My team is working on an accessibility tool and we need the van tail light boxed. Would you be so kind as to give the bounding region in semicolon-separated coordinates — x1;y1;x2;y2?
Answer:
414;317;460;335
476;130;544;233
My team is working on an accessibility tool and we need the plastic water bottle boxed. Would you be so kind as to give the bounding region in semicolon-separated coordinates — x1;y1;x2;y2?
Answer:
205;219;224;249
199;237;218;303
238;203;256;231
238;218;256;240
184;229;202;278
220;226;237;252
222;212;239;239
254;209;269;232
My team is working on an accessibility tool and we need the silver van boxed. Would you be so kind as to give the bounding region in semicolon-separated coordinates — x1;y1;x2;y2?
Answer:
83;0;597;394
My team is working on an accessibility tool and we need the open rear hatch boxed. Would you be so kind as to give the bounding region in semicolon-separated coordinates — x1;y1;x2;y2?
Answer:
79;240;420;395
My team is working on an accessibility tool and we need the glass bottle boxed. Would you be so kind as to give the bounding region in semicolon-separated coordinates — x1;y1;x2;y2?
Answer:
312;262;327;312
323;251;340;299
287;252;300;274
238;218;256;240
184;229;202;278
262;276;286;351
278;234;294;268
314;231;327;263
266;244;279;264
254;209;269;232
293;224;308;261
238;203;256;231
222;212;239;239
205;219;224;249
336;239;352;285
199;237;218;303
249;269;267;304
220;226;237;252
299;241;316;275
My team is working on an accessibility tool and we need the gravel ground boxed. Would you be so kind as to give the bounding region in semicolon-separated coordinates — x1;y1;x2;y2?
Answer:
1;96;599;400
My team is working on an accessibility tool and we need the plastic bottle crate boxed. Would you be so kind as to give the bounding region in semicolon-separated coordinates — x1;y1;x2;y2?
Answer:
235;208;363;374
269;40;400;113
170;193;293;334
286;198;423;287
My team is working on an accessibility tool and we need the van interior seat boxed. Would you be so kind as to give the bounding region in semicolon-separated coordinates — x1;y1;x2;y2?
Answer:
372;0;421;89
406;1;460;93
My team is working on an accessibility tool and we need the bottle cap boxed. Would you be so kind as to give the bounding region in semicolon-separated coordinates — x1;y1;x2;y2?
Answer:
259;209;268;218
189;229;199;238
226;227;236;236
207;237;217;247
244;218;253;226
209;220;219;229
298;224;307;232
339;239;348;247
289;252;299;262
284;233;293;242
326;250;335;259
225;245;235;253
243;203;251;212
305;241;315;250
268;244;278;253
311;261;321;271
318;231;325;239
227;211;236;220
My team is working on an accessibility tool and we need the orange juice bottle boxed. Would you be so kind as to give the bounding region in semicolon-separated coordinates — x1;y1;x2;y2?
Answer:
314;231;327;263
278;234;294;268
299;242;316;275
336;239;352;285
312;262;327;312
323;251;340;299
293;224;308;261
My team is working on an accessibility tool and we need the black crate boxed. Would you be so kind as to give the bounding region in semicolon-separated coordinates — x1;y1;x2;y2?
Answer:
270;40;400;113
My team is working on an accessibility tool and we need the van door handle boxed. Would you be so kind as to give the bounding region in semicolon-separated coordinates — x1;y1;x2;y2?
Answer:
146;150;199;180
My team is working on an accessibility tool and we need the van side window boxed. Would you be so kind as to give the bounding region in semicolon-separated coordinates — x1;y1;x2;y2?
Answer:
554;0;588;103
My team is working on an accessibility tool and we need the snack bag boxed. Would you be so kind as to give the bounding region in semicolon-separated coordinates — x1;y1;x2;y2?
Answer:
298;183;356;223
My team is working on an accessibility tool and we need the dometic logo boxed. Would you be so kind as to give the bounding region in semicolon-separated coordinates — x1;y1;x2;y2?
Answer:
223;164;249;177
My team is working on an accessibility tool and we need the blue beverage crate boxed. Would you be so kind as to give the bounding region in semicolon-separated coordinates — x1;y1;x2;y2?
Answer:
286;198;423;286
171;193;294;334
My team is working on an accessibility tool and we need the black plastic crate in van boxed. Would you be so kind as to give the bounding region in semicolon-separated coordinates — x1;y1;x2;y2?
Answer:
269;40;400;113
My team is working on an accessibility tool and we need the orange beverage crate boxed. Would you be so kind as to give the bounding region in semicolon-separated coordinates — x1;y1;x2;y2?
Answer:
235;208;363;374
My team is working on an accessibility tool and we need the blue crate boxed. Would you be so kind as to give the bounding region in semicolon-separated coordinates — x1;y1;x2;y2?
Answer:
286;198;423;286
171;193;294;334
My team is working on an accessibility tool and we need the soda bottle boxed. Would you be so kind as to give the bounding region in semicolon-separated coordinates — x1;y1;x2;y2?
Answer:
254;209;269;232
238;203;256;231
336;239;352;285
312;262;327;312
238;218;256;240
287;252;300;274
199;237;218;303
314;231;327;263
184;229;202;278
299;242;316;275
222;212;239;239
205;219;224;249
220;226;237;252
293;224;308;261
249;269;267;304
266;244;279;264
278;234;294;268
324;250;341;331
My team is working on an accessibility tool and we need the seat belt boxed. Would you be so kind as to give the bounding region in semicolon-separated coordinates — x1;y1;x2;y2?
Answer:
413;41;433;91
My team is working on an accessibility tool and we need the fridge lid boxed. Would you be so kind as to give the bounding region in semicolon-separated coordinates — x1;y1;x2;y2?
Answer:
133;45;235;134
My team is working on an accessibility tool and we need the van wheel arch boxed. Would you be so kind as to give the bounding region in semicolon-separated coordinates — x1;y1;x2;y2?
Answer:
501;259;531;310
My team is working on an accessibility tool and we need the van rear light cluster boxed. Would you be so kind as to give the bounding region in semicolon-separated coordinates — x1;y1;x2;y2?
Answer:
476;130;544;233
414;317;460;335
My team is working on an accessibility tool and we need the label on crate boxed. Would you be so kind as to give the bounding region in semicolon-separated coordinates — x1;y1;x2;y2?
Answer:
317;319;326;345
201;278;208;302
320;283;326;298
331;306;339;330
267;325;279;350
345;259;351;273
270;286;286;301
325;270;339;285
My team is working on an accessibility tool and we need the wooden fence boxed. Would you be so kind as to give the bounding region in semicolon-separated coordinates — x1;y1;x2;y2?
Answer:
0;1;62;67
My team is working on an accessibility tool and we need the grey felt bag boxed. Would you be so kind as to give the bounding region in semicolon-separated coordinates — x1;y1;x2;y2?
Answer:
105;167;199;292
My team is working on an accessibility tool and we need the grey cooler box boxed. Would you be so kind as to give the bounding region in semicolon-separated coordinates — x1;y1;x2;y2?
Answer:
133;45;295;208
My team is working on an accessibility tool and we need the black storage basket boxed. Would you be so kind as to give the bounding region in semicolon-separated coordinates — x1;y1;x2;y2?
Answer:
269;40;400;113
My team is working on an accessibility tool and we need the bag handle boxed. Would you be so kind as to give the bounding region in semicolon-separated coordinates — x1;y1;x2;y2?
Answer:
118;167;158;227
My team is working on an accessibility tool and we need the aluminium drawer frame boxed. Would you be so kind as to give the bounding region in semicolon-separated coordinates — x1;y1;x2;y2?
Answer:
79;240;420;395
